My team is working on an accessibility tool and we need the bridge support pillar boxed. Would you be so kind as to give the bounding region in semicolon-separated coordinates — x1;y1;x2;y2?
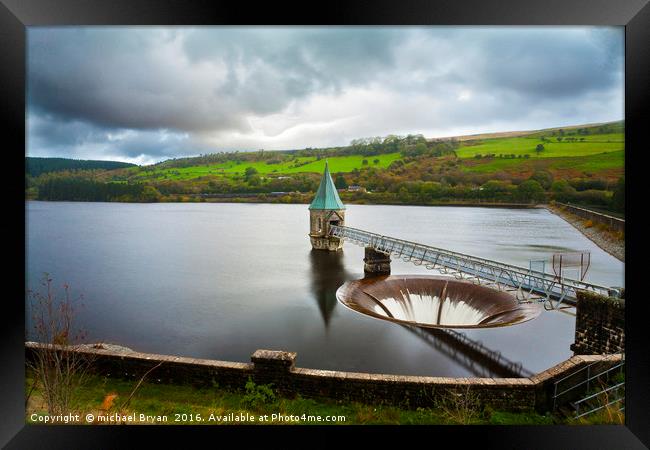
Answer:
364;247;391;277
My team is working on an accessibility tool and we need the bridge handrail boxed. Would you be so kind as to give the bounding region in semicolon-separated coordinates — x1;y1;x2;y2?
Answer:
330;225;616;295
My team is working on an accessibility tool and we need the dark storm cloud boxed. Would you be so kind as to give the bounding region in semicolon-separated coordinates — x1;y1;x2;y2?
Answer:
381;27;623;103
28;29;250;134
183;27;401;93
28;111;211;163
27;27;623;163
467;28;623;98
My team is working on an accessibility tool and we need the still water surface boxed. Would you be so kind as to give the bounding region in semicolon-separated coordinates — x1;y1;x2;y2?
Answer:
26;202;624;377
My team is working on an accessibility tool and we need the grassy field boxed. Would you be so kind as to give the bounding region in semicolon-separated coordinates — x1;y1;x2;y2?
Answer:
126;153;403;181
456;134;624;159
461;150;624;175
217;153;402;174
548;150;625;172
25;371;556;425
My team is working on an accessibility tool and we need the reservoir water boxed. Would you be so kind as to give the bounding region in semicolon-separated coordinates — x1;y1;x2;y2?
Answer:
25;201;625;377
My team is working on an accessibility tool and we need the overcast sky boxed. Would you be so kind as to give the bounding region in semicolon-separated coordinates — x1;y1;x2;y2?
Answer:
27;26;624;165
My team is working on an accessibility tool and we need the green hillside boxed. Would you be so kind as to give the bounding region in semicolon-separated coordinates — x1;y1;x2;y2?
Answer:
26;120;625;213
126;121;624;181
125;153;403;182
456;136;623;160
462;150;624;174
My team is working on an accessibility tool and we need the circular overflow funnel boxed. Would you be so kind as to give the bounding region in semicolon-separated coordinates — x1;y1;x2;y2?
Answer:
336;275;541;329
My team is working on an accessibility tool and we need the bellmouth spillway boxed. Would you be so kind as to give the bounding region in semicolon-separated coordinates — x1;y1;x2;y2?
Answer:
336;275;541;329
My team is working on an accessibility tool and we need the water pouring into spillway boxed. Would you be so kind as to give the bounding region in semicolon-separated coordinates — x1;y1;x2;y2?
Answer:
336;275;541;329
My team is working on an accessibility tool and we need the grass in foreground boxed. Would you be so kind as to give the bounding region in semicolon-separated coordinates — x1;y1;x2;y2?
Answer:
26;371;557;426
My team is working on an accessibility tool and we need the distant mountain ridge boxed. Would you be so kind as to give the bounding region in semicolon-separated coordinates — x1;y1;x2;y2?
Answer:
26;157;137;177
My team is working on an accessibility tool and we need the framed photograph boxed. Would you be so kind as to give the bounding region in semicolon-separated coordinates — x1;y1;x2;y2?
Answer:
4;0;648;447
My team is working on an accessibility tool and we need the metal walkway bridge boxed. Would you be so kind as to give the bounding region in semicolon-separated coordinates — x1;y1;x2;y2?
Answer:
330;225;620;307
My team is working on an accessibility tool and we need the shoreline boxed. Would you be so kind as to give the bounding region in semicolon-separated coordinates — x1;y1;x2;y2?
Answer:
545;204;624;262
25;197;541;209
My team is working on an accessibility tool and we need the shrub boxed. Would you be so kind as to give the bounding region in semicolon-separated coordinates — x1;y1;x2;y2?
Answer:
242;378;276;409
516;179;546;203
26;274;95;415
436;385;482;425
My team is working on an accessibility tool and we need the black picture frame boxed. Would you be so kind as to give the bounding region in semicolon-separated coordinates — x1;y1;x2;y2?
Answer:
3;0;648;447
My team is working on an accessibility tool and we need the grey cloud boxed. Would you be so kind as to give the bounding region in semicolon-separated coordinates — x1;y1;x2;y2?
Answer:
386;27;623;99
184;27;401;91
473;28;623;99
28;111;210;163
28;27;403;135
29;28;250;133
27;26;624;162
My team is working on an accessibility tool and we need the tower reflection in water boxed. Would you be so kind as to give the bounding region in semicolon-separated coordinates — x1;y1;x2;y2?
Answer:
309;249;351;329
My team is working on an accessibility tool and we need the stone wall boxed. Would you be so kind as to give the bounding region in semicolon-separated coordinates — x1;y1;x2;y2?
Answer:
555;202;625;232
25;343;253;389
529;353;622;412
26;343;623;413
571;290;625;355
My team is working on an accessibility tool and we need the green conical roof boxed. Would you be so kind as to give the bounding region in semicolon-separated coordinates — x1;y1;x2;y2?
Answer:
309;161;346;210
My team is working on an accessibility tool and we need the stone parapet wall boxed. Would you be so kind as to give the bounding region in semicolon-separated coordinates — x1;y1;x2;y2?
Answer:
290;370;536;411
25;343;622;413
529;353;622;412
25;343;253;389
571;291;625;355
554;202;625;232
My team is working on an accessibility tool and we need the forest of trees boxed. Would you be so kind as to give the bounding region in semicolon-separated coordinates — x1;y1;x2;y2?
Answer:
37;177;161;202
26;157;136;177
28;163;623;213
335;172;621;209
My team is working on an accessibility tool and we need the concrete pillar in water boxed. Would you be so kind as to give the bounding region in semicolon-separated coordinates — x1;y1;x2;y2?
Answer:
364;247;391;276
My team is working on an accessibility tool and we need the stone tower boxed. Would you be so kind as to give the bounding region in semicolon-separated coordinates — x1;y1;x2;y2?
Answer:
309;161;345;251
